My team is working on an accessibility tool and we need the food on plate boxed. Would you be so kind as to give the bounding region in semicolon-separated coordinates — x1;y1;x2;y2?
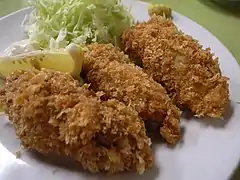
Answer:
0;78;4;86
0;44;84;78
122;16;229;118
4;39;41;56
15;150;22;159
83;43;181;145
148;4;172;19
0;69;153;174
23;0;135;49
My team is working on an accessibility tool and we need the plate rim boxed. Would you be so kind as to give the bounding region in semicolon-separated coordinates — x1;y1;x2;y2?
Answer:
0;1;240;180
0;7;31;22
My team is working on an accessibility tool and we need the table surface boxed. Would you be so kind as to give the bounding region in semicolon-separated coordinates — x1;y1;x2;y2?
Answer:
0;0;239;179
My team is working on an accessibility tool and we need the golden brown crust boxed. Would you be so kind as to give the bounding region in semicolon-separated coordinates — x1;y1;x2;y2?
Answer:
0;69;152;174
84;43;181;145
122;16;229;118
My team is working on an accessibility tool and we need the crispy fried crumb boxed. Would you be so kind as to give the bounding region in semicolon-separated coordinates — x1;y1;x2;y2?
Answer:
83;43;181;145
0;69;153;174
122;16;229;118
15;150;21;159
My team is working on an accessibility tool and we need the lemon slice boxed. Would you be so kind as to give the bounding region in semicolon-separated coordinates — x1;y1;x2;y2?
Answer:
0;43;84;78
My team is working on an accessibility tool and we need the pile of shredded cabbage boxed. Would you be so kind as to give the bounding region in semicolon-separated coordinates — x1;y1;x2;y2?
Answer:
23;0;135;49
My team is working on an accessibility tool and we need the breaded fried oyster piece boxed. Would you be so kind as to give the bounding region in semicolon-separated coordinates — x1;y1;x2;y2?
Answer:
122;16;229;118
83;43;181;145
0;69;152;174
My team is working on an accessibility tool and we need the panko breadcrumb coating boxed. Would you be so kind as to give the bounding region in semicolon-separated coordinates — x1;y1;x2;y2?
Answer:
83;43;181;145
122;16;229;118
0;69;153;174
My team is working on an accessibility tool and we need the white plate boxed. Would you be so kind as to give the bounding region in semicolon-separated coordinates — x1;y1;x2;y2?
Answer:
0;1;240;180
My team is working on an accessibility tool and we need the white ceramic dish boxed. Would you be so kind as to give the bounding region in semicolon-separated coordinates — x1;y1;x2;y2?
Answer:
0;1;240;180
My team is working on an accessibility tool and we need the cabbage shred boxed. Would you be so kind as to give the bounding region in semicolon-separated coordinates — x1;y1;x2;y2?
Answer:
24;0;135;49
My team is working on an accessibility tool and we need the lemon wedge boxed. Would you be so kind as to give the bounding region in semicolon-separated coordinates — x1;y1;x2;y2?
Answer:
0;43;84;78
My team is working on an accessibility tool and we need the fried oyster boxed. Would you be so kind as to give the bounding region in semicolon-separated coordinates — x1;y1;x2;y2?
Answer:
0;69;153;174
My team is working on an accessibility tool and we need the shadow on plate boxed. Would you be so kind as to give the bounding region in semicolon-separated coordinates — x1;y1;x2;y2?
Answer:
198;0;240;18
145;121;185;146
145;120;186;148
181;102;234;128
24;148;160;180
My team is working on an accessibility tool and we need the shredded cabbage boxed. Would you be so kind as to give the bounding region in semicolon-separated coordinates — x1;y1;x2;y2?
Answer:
23;0;135;49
